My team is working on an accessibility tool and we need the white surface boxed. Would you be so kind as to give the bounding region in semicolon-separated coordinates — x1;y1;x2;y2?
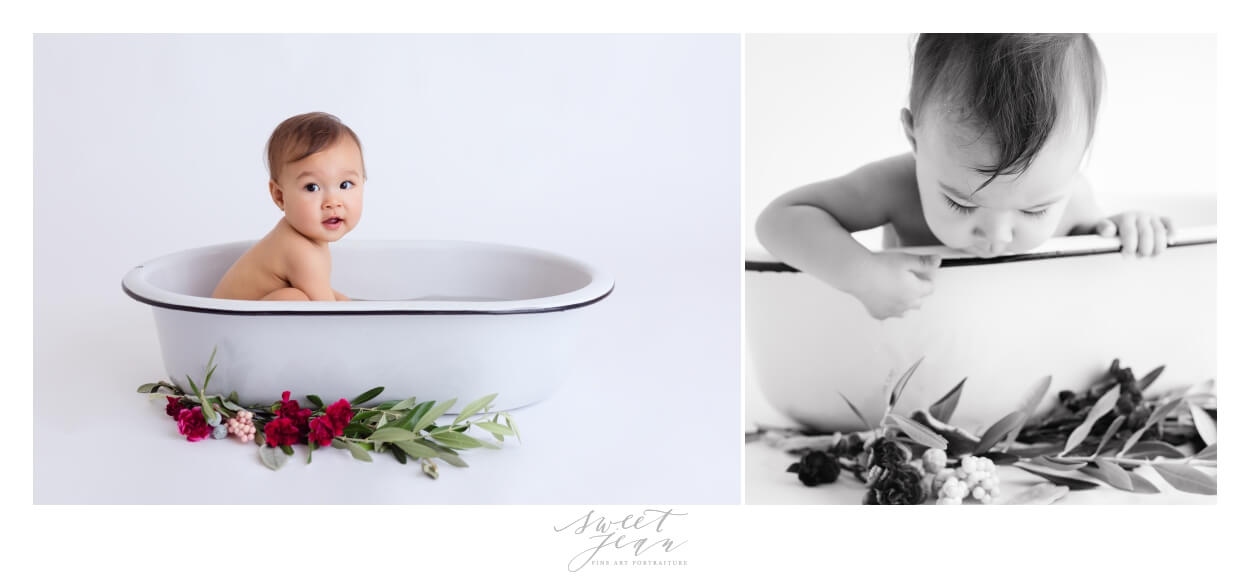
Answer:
744;34;1217;254
34;34;741;503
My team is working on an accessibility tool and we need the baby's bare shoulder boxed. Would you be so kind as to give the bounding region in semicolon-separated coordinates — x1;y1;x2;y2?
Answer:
839;153;918;202
802;153;919;231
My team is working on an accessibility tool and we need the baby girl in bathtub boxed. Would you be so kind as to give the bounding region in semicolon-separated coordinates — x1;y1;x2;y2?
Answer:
756;34;1174;320
212;112;364;301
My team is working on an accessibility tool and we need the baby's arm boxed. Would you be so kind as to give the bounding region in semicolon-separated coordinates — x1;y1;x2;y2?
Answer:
1062;174;1173;257
756;155;941;319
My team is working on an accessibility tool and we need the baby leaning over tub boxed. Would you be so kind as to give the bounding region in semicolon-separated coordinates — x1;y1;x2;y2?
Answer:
212;112;364;301
755;34;1173;320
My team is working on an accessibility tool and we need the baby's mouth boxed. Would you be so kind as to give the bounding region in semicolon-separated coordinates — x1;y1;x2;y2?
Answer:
322;217;344;229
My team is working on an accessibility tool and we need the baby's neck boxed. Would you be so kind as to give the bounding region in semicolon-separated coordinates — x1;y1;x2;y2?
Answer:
277;217;330;249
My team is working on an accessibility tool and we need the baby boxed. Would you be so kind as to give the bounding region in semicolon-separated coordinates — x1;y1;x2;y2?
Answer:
212;112;365;301
756;34;1173;320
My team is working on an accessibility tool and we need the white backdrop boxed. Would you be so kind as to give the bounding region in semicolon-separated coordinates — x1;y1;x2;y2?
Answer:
744;34;1218;253
34;34;741;503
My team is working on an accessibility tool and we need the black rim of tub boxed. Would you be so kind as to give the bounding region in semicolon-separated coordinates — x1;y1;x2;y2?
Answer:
745;237;1217;273
122;282;614;316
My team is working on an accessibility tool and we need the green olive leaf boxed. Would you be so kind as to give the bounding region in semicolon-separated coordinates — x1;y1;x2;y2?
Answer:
1094;414;1127;456
1193;444;1217;461
1125;470;1160;494
454;394;499;425
1122;440;1185;460
413;398;457;432
838;391;874;431
973;410;1027;455
366;428;420;443
885;413;947;451
1188;401;1216;446
344;441;373;463
1136;365;1165;392
504;413;521;444
1081;458;1133;491
393;440;439;460
1118;397;1186;457
1061;385;1120;456
1013;462;1101;490
1030;456;1088;472
1152;462;1217;495
258;445;288;471
434;450;468;468
349;386;385;406
431;430;484;450
474;421;515;437
888;357;924;411
927;378;965;424
389;444;408;465
391;397;418;412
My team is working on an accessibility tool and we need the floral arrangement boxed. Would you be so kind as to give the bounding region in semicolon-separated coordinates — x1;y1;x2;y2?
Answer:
760;358;1216;504
138;350;519;479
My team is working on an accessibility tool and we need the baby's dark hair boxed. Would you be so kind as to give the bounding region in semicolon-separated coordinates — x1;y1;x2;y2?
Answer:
909;34;1103;189
265;112;366;182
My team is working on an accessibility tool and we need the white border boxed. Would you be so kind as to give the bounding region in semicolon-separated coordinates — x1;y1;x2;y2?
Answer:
9;1;1247;574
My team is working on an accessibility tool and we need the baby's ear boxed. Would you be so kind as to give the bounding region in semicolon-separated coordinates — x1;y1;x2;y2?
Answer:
269;180;284;211
900;108;917;151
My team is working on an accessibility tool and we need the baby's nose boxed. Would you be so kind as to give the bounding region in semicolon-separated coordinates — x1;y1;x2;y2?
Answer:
323;198;343;210
974;214;1014;244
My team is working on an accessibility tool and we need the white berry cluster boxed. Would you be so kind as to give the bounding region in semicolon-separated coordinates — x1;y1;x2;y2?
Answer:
921;450;1000;505
226;410;257;443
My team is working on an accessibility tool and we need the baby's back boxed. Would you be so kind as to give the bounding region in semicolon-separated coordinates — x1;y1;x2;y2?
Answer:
210;224;295;300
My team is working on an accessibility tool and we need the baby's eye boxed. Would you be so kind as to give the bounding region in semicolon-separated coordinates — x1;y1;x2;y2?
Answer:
943;195;977;215
340;180;354;190
1022;208;1050;218
303;183;320;192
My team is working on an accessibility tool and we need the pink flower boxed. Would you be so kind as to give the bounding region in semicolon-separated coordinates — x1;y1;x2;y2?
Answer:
264;417;301;447
177;407;212;442
226;411;256;443
276;391;312;435
324;399;354;435
165;396;185;419
308;417;336;447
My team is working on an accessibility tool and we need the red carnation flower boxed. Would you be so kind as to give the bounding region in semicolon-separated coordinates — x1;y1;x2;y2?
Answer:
177;407;212;442
264;416;302;447
165;396;185;419
324;399;353;435
308;417;336;447
276;391;312;434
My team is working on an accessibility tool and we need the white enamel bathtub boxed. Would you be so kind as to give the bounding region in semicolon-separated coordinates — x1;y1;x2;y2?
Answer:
123;240;613;410
746;225;1216;433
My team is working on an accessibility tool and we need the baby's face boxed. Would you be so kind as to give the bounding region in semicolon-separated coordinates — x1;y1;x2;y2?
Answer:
910;109;1087;257
272;137;365;244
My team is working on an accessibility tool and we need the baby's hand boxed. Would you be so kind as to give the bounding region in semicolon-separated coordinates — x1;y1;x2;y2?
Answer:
848;252;942;320
1092;211;1174;258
